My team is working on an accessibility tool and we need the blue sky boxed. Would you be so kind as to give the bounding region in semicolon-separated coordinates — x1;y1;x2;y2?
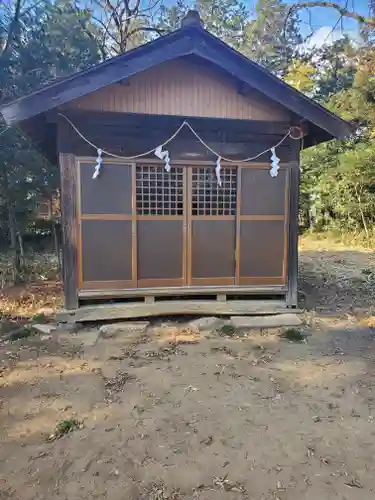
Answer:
286;0;368;35
173;0;370;46
256;1;370;45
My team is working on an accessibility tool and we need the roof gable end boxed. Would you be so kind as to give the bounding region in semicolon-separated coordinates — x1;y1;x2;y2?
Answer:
0;21;352;141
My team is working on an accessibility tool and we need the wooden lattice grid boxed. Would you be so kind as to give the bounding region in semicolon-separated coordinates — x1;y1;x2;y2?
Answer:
192;166;237;216
136;165;184;215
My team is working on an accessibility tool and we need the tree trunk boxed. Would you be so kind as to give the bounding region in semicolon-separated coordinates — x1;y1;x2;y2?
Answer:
8;203;21;283
354;184;369;238
17;230;25;265
52;218;62;277
1;163;21;283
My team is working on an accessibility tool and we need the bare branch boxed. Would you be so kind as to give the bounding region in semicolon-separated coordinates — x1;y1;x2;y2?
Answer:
1;0;22;59
127;26;168;38
289;2;375;28
91;14;120;45
130;0;142;16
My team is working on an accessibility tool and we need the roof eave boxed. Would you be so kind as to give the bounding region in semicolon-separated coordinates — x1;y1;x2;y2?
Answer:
0;25;352;143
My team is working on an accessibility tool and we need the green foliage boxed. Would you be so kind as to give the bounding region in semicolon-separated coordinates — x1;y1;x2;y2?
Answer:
284;59;316;93
48;419;82;441
244;0;302;74
1;0;375;269
0;0;101;279
280;328;305;342
301;43;375;235
158;0;248;48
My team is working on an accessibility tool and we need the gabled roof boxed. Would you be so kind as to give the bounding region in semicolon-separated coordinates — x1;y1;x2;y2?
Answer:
0;11;352;143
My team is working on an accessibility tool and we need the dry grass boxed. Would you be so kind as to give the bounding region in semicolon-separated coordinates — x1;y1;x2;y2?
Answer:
0;281;63;320
300;230;375;253
0;253;63;321
1;232;374;322
299;232;375;318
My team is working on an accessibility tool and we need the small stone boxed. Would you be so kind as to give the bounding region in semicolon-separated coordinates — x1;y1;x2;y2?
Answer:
188;317;222;332
40;335;52;341
58;322;84;333
99;321;149;339
32;324;56;335
231;314;302;329
36;307;55;316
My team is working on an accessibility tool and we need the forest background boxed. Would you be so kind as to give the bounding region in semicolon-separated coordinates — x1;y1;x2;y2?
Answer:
1;0;374;283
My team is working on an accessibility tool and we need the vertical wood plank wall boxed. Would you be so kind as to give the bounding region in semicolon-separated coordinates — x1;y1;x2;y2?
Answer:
67;59;289;122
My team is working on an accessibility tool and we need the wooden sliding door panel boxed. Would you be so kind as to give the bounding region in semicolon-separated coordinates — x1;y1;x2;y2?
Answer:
239;220;285;280
188;165;237;285
137;220;183;282
81;219;133;286
237;166;288;286
191;219;235;281
80;163;132;214
135;164;185;286
241;167;286;216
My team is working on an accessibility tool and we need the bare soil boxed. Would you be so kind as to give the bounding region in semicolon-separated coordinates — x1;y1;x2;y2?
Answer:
1;242;375;500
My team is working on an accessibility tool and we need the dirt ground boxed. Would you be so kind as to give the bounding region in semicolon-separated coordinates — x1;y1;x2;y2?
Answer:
1;240;375;500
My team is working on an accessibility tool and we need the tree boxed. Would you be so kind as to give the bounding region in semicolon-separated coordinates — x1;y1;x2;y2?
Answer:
87;0;167;56
158;0;248;49
286;1;375;43
0;0;101;280
301;45;375;234
244;0;302;74
158;0;188;32
284;59;316;93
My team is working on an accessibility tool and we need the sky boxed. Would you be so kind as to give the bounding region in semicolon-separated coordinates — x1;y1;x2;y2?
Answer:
1;0;371;48
265;0;370;47
178;0;371;47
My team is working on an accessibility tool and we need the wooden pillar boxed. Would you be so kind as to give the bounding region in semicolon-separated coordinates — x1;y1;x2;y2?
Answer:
60;152;79;310
286;161;300;307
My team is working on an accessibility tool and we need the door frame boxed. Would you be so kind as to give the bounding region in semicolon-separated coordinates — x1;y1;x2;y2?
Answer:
75;157;289;292
185;164;238;286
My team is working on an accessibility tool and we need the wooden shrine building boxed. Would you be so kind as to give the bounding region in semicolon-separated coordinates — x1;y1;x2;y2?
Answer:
0;11;352;320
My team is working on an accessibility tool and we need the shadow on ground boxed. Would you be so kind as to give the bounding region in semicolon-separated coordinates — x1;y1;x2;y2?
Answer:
1;315;375;500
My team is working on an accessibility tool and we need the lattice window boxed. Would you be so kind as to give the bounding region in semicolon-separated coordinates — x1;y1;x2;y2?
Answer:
192;166;237;216
136;165;184;215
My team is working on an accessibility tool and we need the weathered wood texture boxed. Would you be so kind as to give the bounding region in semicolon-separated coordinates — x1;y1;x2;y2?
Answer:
239;220;285;278
80;162;132;214
81;219;133;282
1;24;351;147
191;219;235;279
137;219;184;281
57;111;300;164
75;159;293;293
68;59;289;122
74;299;290;322
59;153;78;309
238;167;288;285
78;285;287;299
286;162;300;307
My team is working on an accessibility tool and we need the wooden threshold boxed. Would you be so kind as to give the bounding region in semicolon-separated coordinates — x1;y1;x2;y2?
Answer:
78;285;287;299
74;299;291;322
